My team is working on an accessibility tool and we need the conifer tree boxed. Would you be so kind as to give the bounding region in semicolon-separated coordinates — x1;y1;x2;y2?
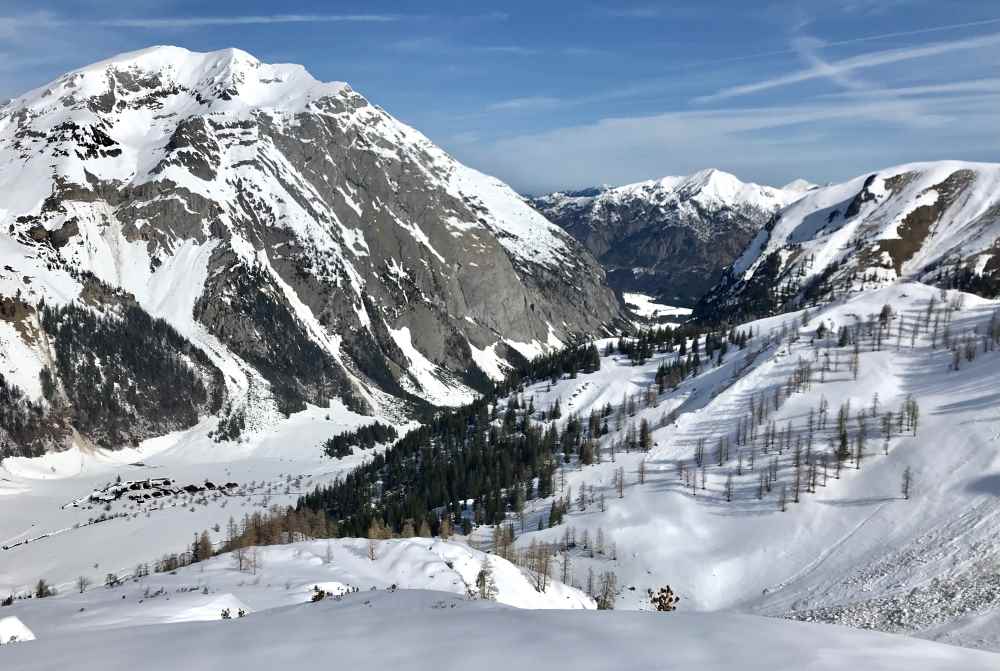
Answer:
476;556;498;600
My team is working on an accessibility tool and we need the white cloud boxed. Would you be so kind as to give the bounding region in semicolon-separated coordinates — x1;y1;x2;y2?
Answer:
0;12;402;32
821;78;1000;99
451;92;1000;193
486;96;562;111
391;39;537;56
101;14;402;28
697;30;1000;102
790;36;932;127
478;46;538;56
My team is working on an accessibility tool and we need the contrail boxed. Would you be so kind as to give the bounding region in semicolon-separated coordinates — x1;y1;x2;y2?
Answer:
663;16;1000;73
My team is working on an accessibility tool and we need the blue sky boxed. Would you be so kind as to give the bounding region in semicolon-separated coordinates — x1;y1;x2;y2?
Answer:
2;1;999;193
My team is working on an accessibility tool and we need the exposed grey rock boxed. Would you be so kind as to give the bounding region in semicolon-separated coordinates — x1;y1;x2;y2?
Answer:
0;46;623;454
532;170;809;307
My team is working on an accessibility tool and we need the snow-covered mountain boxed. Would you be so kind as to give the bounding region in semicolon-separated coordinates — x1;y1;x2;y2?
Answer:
531;169;814;306
697;161;1000;322
0;46;621;457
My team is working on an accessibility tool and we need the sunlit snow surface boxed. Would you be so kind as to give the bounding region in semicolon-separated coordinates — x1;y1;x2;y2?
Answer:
622;292;694;320
2;588;996;670
492;283;1000;652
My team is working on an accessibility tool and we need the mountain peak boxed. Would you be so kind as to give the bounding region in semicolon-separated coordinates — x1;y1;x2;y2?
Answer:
530;168;802;306
79;45;260;73
11;45;349;116
780;177;817;193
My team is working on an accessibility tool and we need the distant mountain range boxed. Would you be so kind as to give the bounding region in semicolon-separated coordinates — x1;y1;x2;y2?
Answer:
531;170;815;307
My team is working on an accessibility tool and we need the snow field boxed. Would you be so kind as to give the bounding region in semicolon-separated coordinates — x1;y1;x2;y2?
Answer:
1;589;996;670
491;283;1000;650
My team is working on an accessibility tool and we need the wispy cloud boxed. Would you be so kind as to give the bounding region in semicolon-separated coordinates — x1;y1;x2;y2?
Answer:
0;12;404;31
486;96;562;111
391;38;538;56
598;4;704;20
480;45;539;56
788;35;935;127
604;6;664;19
561;46;609;57
821;78;1000;99
458;91;1000;193
696;30;1000;103
101;14;403;28
391;37;442;52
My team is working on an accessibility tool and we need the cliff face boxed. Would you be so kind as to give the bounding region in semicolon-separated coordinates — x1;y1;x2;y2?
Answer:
533;170;811;306
0;46;621;456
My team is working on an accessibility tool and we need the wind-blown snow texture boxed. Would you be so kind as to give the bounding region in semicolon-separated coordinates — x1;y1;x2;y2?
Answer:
0;45;621;456
532;169;813;305
2;588;997;670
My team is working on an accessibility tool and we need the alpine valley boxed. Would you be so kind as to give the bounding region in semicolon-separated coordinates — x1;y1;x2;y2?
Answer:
531;171;814;307
4;46;1000;671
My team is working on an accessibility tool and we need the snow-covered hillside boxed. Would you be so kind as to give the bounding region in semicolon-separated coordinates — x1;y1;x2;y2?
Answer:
699;161;1000;322
3;537;590;632
532;169;813;305
480;281;1000;651
0;45;621;459
3;587;997;669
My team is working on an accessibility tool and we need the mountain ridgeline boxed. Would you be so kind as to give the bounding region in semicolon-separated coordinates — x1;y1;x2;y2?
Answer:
532;171;813;307
0;46;622;457
696;161;1000;324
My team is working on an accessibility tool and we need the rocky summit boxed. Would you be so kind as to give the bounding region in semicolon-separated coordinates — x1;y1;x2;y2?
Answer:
532;170;812;307
0;46;621;457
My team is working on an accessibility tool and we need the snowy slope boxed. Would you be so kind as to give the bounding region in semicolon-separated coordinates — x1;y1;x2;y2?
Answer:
699;161;1000;321
622;292;693;321
487;281;1000;651
2;537;590;636
0;616;35;645
2;589;997;670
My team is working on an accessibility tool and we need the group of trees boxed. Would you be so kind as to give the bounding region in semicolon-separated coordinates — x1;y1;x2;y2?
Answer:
0;372;50;458
322;422;397;459
610;324;751;369
0;294;226;457
40;301;224;448
300;398;563;537
298;339;655;538
673;303;926;510
505;343;601;388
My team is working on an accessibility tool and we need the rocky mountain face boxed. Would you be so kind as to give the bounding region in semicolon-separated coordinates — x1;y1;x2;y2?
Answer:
696;161;1000;323
531;170;812;307
0;46;622;457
